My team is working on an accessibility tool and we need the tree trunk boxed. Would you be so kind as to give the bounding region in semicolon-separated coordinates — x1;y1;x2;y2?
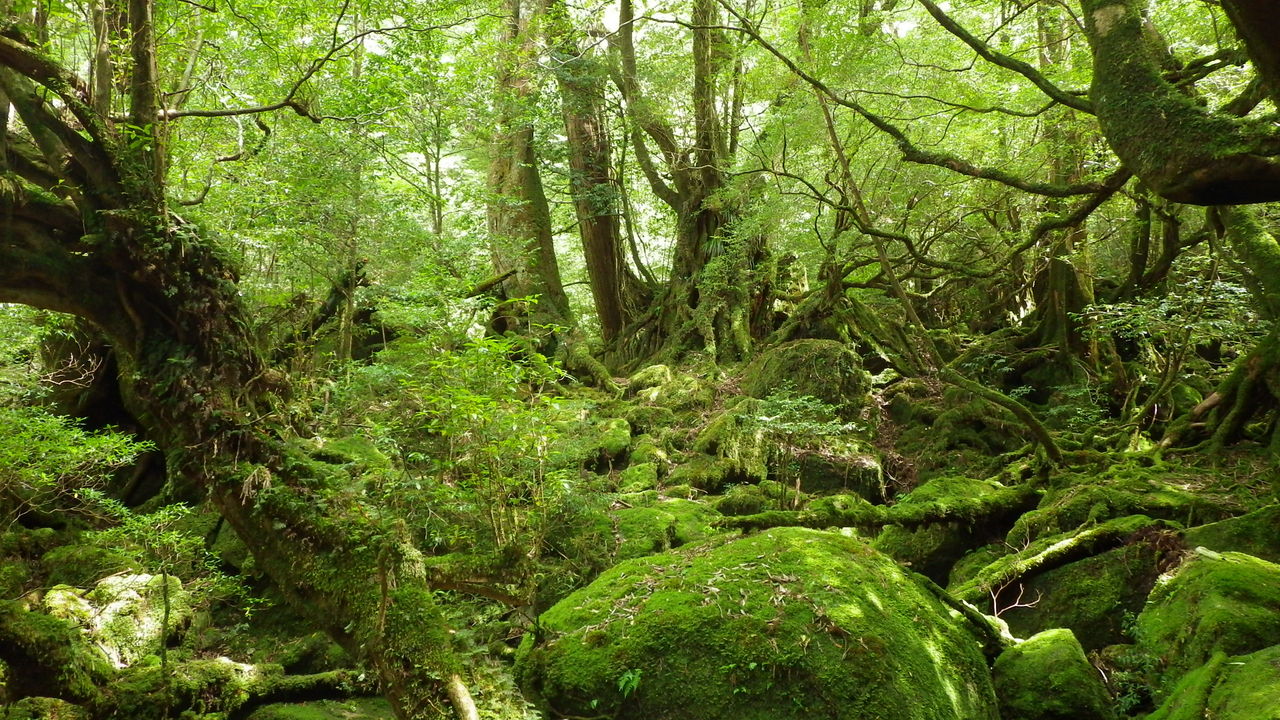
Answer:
487;0;570;337
0;12;476;719
544;0;650;343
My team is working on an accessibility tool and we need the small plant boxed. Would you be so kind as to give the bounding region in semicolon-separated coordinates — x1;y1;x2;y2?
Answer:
617;668;642;698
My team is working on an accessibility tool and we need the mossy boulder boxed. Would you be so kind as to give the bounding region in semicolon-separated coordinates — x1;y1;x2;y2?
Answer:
41;545;139;588
1008;463;1229;546
612;499;720;560
874;476;1025;584
245;698;394;720
0;600;111;702
1183;505;1280;563
2;697;90;720
992;628;1115;720
1147;646;1280;720
714;484;769;516
43;574;193;669
998;543;1165;650
628;364;674;390
622;405;676;435
666;455;734;492
633;371;714;410
619;462;658;493
693;399;770;483
740;340;869;417
1136;550;1280;693
515;527;999;720
789;439;884;501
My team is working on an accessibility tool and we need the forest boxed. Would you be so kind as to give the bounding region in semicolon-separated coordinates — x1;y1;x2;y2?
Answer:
1;0;1278;717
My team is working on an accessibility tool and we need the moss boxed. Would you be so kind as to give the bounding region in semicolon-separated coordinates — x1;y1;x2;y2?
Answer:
308;435;391;472
598;418;632;459
244;698;394;720
1008;462;1225;546
950;515;1173;606
59;573;195;669
2;697;90;720
992;628;1115;720
1136;550;1280;695
613;499;720;560
999;544;1165;650
740;340;869;418
666;455;732;492
693;399;770;483
622;405;676;435
619;462;658;493
714;484;768;516
516;527;999;720
628;364;674;390
634;371;713;411
628;434;669;468
874;476;1023;584
0;600;111;702
1148;645;1280;720
948;544;1009;588
1183;505;1280;563
42;545;139;588
790;439;884;501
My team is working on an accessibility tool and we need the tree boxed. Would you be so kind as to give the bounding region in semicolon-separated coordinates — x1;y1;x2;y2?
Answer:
0;3;479;717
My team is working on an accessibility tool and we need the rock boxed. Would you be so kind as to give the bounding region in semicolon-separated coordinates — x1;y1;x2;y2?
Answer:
628;364;674;390
44;573;193;668
874;476;1024;584
611;499;720;560
619;462;658;493
1184;505;1280;564
1146;646;1280;720
633;371;713;410
992;628;1115;720
997;544;1165;650
2;696;90;720
740;339;869;417
1136;551;1280;695
516;527;999;720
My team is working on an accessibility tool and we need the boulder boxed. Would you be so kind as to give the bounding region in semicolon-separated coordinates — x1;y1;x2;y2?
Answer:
515;527;999;720
992;628;1115;720
740;339;868;417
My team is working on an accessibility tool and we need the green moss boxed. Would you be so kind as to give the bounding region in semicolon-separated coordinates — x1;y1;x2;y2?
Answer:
992;629;1115;720
309;435;391;472
951;515;1172;605
598;418;632;459
516;527;999;720
1136;550;1280;695
0;600;111;702
634;371;713;411
740;340;869;418
1009;463;1224;546
42;545;139;588
874;476;1020;584
693;399;770;482
948;544;1009;588
1148;646;1280;720
666;455;732;491
628;364;674;390
999;544;1165;650
2;697;90;720
622;405;676;435
619;462;658;493
1184;505;1280;563
715;484;768;516
613;499;721;560
245;698;394;720
628;434;669;468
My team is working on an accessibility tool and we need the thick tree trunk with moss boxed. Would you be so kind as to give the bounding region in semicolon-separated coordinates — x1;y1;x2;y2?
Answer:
1080;0;1280;204
0;14;476;720
487;0;570;337
545;0;650;344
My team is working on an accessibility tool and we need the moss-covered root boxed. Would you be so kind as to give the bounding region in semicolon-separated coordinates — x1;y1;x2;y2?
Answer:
992;629;1115;720
721;479;1038;533
951;515;1178;606
1147;646;1280;720
515;527;999;720
1135;549;1280;695
0;600;112;705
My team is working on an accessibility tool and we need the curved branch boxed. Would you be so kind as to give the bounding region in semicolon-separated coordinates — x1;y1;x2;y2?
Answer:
916;0;1092;113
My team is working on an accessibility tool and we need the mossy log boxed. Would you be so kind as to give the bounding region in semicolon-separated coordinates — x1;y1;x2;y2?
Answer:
720;480;1039;533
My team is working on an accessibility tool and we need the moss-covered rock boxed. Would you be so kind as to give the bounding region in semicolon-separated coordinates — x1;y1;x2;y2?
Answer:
515;527;999;720
1;696;90;720
245;698;394;720
0;600;111;703
628;364;674;391
714;484;769;516
1008;462;1231;546
43;574;193;669
619;462;658;493
622;405;676;435
598;418;632;460
612;500;720;560
633;371;714;410
789;439;884;501
1136;550;1280;693
666;455;733;492
992;628;1115;720
874;476;1026;584
999;543;1165;650
1183;505;1280;563
1147;646;1280;720
693;399;770;483
740;340;869;417
41;545;139;588
628;434;669;468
